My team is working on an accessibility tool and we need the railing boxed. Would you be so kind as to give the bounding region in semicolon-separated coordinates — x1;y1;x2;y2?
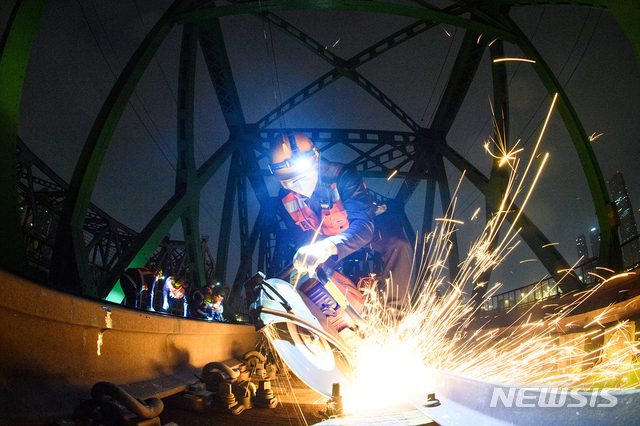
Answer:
483;236;640;312
621;233;640;271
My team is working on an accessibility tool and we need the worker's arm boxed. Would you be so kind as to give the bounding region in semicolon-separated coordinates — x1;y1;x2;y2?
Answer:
323;166;374;261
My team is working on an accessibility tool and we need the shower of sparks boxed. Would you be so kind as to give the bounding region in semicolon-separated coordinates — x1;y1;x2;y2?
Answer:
493;57;537;63
471;207;481;221
341;94;640;408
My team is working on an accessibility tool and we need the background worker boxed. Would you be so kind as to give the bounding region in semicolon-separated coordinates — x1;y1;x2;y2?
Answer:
204;286;225;321
120;265;162;309
269;132;413;307
188;282;225;321
151;276;188;315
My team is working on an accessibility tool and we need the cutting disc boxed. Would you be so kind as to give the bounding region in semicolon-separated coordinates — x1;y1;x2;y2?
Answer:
268;320;353;397
254;278;354;397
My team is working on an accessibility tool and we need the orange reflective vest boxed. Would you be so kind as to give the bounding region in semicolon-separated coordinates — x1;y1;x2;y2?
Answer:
169;285;186;299
282;162;349;236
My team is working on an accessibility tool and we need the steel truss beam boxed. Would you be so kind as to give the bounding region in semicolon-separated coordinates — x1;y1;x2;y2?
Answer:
473;38;513;306
248;128;425;178
198;15;275;300
16;138;216;293
177;22;207;290
428;26;487;136
253;12;439;131
176;1;518;43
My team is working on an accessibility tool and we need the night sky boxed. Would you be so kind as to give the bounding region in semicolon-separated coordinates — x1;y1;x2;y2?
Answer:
4;0;640;293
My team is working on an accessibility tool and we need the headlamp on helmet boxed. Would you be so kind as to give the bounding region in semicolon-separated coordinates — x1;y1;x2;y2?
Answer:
170;277;183;289
204;293;214;307
269;132;318;181
269;149;317;176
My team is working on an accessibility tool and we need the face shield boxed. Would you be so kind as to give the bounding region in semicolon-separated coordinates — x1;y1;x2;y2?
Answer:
281;168;318;198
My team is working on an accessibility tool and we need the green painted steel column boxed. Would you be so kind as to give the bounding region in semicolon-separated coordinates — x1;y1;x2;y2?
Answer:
473;39;513;307
435;154;460;283
103;140;236;299
508;16;622;272
176;22;206;290
50;0;189;296
0;0;47;275
215;150;240;287
435;139;582;293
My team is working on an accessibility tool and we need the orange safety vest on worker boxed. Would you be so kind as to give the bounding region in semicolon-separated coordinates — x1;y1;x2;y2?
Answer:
169;285;186;299
282;161;349;236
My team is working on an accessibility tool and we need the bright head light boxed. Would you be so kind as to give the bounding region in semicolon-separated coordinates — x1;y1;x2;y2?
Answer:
269;149;317;175
293;154;314;173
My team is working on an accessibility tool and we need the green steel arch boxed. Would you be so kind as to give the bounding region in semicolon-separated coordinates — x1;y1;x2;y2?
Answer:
2;0;636;300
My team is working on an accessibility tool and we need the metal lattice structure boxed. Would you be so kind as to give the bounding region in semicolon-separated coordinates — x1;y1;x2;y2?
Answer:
16;138;216;290
3;0;640;307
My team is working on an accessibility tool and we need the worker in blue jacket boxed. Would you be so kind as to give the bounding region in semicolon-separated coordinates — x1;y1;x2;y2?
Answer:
269;132;413;307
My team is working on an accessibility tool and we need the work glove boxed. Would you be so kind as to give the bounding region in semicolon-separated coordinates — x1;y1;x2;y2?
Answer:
293;240;335;275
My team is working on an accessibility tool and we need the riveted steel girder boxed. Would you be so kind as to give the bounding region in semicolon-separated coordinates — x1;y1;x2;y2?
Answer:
198;18;246;128
429;27;487;136
473;38;514;306
176;1;517;43
253;11;428;131
435;137;583;292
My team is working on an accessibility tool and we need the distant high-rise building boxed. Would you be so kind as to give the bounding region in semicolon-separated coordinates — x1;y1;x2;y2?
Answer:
589;227;600;258
608;171;639;243
608;171;640;268
576;233;588;259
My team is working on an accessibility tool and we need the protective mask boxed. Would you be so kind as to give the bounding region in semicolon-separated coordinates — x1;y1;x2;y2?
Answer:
282;169;318;198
